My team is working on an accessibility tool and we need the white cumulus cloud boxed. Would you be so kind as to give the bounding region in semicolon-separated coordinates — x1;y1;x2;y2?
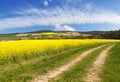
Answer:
55;24;75;31
63;25;75;31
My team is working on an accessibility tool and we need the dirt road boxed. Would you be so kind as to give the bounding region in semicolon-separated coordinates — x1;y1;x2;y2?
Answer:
32;45;105;82
84;45;115;82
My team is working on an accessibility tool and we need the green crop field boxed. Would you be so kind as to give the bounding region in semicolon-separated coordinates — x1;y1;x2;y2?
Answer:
101;43;120;82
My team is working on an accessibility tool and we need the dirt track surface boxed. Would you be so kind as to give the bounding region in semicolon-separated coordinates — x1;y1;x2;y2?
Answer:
84;45;115;82
32;45;105;82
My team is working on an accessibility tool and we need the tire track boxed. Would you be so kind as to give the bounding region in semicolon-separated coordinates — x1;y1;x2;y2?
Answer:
84;45;115;82
32;45;106;82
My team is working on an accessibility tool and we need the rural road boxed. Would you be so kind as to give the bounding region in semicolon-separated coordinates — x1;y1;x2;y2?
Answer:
84;44;115;82
32;45;106;82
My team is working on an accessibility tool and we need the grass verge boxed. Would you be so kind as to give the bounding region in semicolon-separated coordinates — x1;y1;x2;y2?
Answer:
101;43;120;82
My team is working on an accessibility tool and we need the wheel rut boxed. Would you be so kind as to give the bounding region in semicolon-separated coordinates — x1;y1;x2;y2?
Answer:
84;45;115;82
32;45;106;82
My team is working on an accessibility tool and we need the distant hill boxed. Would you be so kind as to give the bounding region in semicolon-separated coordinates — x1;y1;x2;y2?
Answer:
27;30;55;33
80;31;108;35
0;30;119;40
101;30;120;39
0;30;82;40
0;30;108;35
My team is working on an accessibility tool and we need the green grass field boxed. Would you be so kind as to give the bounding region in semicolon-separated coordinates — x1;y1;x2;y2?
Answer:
101;43;120;82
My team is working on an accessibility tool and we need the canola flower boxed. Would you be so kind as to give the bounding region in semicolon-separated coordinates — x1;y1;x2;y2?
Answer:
40;32;57;35
0;39;118;59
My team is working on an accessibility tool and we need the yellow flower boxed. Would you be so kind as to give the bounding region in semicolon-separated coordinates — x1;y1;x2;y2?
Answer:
0;39;118;58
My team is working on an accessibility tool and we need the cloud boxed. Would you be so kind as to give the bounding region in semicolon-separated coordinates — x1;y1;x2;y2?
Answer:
55;24;75;31
63;0;82;8
0;7;120;30
84;3;92;10
63;25;75;31
43;1;48;6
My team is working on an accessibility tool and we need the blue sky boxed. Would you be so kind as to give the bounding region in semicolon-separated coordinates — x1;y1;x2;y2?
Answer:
0;0;120;33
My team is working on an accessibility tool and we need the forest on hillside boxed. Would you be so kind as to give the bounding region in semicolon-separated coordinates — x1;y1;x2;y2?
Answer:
101;30;120;39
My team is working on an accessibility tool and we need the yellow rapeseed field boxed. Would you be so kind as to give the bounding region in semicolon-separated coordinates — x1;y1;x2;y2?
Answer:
0;39;118;59
0;39;119;82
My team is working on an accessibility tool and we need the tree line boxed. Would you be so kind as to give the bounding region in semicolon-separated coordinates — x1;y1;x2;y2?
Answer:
101;29;120;39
